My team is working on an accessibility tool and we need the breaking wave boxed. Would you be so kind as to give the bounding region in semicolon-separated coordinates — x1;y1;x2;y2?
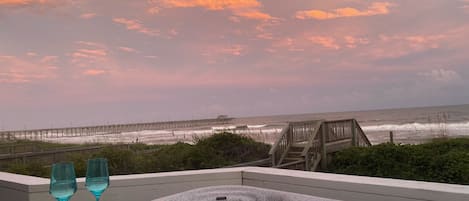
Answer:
362;121;469;131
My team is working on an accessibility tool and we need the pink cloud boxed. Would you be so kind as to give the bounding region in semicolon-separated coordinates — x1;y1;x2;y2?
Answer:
76;49;107;57
0;55;57;83
309;36;340;49
296;2;393;20
40;55;58;64
270;37;305;52
404;35;445;48
201;44;246;63
71;50;106;64
147;6;160;14
75;41;105;48
268;33;372;54
0;0;66;9
113;18;160;36
144;55;158;59
235;10;273;20
221;45;244;56
156;0;273;21
368;34;446;58
0;0;36;5
71;41;109;68
158;0;261;10
462;0;469;9
344;36;369;48
26;52;37;56
118;46;138;53
254;20;281;40
229;16;241;23
79;13;96;19
83;69;107;76
169;29;178;36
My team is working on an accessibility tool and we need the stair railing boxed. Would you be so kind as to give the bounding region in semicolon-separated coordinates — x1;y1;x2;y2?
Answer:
300;121;322;156
270;119;371;169
354;119;372;146
269;120;321;167
300;121;322;171
323;119;356;143
289;120;318;143
269;125;289;166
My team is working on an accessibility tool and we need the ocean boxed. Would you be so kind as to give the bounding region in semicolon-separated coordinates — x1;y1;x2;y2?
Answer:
36;104;469;145
232;104;469;144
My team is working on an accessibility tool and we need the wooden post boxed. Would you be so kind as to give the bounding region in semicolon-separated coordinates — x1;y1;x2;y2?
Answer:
320;123;327;170
351;120;357;146
272;153;276;167
389;131;394;144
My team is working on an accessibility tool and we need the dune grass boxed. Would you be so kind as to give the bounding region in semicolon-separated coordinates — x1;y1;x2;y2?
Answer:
325;137;469;185
2;132;270;178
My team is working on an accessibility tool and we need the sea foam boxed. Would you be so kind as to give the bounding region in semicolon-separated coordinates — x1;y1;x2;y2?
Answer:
362;121;469;131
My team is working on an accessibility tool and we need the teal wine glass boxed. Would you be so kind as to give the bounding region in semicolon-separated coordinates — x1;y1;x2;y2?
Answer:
49;162;77;201
86;158;110;201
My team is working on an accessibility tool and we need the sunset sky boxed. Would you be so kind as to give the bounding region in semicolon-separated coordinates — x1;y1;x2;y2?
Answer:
1;0;469;130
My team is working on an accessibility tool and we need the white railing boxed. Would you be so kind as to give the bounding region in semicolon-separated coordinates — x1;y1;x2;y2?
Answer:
1;167;468;201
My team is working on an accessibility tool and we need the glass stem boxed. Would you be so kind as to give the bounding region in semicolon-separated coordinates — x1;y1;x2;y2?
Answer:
96;196;101;201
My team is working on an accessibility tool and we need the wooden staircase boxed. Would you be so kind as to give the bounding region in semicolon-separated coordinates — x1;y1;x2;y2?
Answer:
269;119;371;171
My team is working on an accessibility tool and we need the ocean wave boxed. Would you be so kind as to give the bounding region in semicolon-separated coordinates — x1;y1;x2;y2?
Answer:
362;121;469;131
247;124;267;128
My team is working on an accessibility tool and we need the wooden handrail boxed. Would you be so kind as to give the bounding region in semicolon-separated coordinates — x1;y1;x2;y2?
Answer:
322;119;355;124
289;120;319;127
268;126;289;155
355;120;371;146
268;118;371;171
301;120;323;156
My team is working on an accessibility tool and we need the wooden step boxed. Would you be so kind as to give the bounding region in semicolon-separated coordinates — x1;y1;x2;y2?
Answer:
284;157;303;161
291;143;307;148
288;151;303;155
276;159;305;168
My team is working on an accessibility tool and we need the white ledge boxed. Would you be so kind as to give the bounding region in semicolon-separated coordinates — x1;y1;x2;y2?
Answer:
1;167;468;201
242;167;469;194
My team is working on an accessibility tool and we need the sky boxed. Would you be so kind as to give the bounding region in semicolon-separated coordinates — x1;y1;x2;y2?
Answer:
1;0;469;130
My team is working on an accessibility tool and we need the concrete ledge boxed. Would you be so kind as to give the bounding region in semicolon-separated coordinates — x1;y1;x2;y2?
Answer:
0;172;50;201
1;167;468;201
242;167;469;201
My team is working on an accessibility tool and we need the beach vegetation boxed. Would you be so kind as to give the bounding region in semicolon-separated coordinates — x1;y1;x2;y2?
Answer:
326;138;469;185
1;132;270;177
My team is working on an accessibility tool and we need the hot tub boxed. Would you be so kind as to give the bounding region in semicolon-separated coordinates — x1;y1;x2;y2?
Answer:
152;185;340;201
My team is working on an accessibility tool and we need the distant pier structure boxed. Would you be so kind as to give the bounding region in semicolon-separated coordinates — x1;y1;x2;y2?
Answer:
0;117;232;141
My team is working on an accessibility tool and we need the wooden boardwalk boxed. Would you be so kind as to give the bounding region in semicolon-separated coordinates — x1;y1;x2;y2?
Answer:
269;119;371;171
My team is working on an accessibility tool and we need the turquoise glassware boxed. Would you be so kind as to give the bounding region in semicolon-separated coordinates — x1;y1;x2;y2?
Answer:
49;162;77;201
86;158;110;201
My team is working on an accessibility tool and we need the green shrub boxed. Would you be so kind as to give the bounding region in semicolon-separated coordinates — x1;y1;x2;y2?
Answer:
6;161;49;178
92;147;137;175
2;132;271;177
194;132;270;165
327;138;469;185
150;133;270;171
67;152;92;177
152;142;195;172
